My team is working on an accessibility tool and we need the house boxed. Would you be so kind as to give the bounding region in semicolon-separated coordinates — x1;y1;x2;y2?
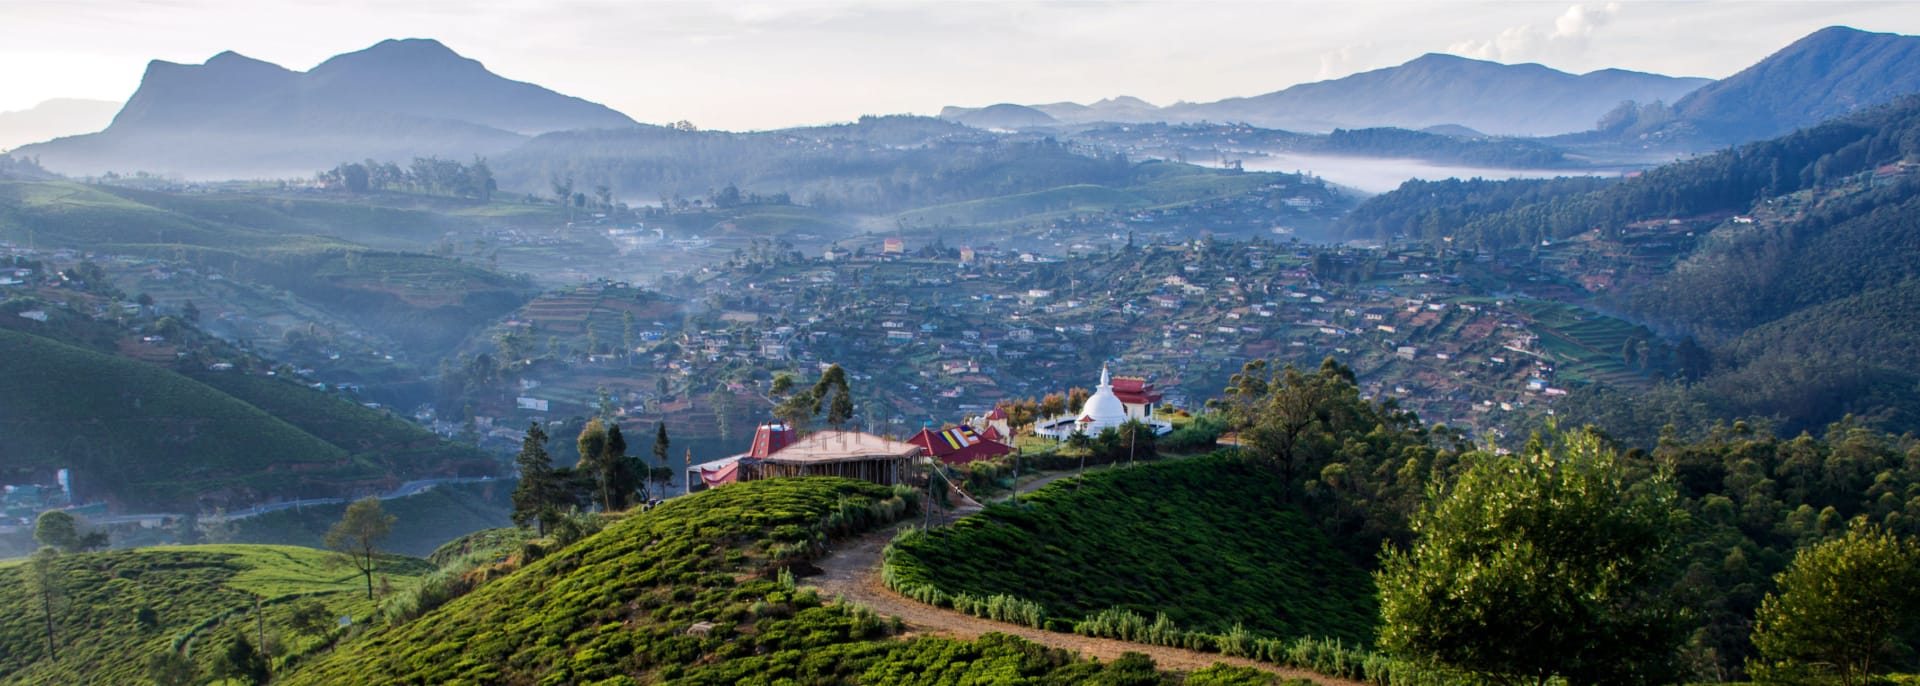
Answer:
737;430;921;486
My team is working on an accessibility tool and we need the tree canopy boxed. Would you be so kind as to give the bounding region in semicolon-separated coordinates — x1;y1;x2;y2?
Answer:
1751;520;1920;686
324;496;396;599
1377;428;1686;686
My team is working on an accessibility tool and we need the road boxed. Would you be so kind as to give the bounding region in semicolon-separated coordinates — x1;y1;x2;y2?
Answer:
204;476;497;522
804;465;1365;686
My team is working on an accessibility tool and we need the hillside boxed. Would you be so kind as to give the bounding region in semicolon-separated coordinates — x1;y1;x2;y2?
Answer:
886;454;1377;644
1642;26;1920;147
1340;93;1920;250
0;179;532;357
1333;93;1920;439
274;477;1265;684
233;482;514;557
0;544;432;684
0;326;491;511
0;328;374;509
969;54;1706;137
16;39;637;179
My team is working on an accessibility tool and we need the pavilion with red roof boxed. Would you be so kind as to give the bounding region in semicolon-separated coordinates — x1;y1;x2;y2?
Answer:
908;425;1012;465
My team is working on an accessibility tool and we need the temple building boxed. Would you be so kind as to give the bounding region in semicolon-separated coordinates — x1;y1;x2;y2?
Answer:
908;424;1012;465
1033;365;1174;440
690;424;922;491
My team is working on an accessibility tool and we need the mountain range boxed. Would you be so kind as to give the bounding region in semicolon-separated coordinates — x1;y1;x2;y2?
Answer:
1637;26;1920;145
943;54;1710;137
16;39;636;179
13;26;1920;183
942;26;1920;147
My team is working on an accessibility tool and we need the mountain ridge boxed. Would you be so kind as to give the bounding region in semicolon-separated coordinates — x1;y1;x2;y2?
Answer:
17;38;638;179
942;52;1708;136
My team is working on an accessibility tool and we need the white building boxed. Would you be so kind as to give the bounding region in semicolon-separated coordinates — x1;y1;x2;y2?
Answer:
1033;365;1173;440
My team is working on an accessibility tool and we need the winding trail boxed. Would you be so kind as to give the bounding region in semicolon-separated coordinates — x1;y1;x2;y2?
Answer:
804;467;1368;686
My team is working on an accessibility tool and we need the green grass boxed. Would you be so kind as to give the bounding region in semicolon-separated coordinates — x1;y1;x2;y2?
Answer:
885;453;1377;644
0;544;431;685
0;328;374;509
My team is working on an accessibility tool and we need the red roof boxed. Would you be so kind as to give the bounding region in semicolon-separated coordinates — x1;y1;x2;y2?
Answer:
979;425;1004;441
1111;376;1162;405
984;407;1007;420
908;426;1012;465
748;423;797;458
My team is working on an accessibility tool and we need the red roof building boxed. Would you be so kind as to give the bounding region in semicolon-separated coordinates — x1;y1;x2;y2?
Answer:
908;425;1012;465
1110;376;1163;405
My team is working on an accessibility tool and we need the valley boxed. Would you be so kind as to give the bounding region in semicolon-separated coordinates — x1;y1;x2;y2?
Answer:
2;12;1920;686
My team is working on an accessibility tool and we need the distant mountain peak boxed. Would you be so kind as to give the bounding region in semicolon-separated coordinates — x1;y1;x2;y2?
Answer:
1654;25;1920;145
16;37;638;178
313;37;484;75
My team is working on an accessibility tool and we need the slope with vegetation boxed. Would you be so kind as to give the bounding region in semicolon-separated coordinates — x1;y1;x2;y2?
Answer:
280;477;1270;684
0;544;431;685
886;453;1376;643
0;328;376;509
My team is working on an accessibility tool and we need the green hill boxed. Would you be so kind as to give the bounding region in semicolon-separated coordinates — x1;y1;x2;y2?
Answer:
277;477;1265;685
0;328;488;511
189;369;494;478
885;453;1377;644
0;544;431;685
0;328;373;509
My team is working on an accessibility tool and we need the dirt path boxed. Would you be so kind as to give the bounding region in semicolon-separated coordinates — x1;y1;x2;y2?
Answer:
806;472;1368;686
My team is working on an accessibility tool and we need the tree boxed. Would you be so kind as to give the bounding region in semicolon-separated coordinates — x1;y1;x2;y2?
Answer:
577;419;609;508
325;496;396;599
602;422;640;510
34;510;79;552
287;597;334;640
146;649;200;686
1376;428;1685;686
650;422;671;500
1751;520;1920;686
1213;358;1363;502
26;547;62;661
212;632;270;685
1039;392;1067;420
828;387;855;430
578;420;639;511
511;422;565;536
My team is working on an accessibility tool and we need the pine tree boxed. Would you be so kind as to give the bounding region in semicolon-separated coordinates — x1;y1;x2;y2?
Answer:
511;422;563;536
651;422;670;500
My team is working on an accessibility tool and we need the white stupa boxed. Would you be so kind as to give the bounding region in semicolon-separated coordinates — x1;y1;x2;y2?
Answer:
1074;365;1130;435
1033;364;1173;440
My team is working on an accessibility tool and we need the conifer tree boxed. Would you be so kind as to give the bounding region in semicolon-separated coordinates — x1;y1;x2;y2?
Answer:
511;422;563;535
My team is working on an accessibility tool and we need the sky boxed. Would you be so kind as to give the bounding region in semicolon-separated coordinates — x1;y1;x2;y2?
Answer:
3;0;1919;131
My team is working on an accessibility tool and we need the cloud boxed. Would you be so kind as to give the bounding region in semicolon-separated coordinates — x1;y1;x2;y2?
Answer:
1447;2;1621;64
1317;41;1380;80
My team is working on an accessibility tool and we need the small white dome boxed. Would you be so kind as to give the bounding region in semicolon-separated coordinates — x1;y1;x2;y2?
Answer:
1077;365;1129;431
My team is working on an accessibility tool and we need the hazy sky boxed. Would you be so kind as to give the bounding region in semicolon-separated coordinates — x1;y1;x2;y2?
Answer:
4;0;1918;131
